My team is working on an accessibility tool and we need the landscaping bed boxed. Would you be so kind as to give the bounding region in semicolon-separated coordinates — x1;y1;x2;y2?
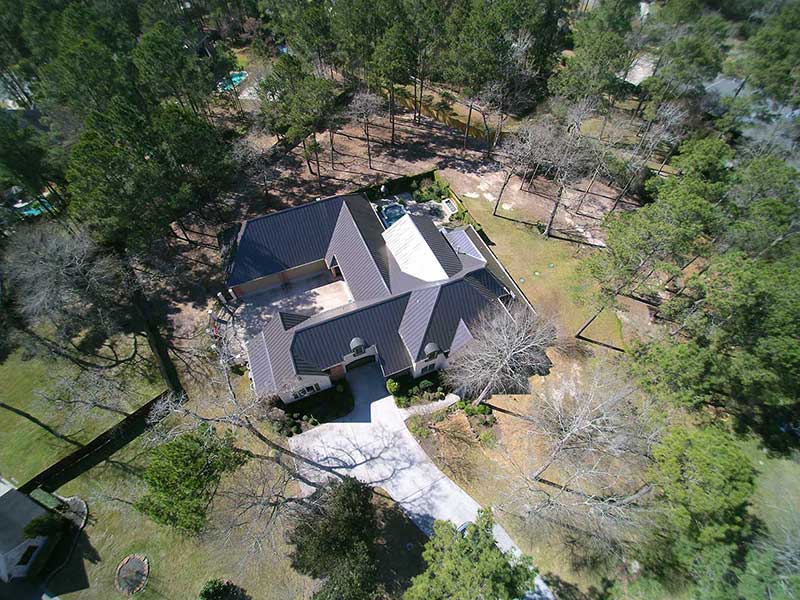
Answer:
386;372;448;408
274;380;355;437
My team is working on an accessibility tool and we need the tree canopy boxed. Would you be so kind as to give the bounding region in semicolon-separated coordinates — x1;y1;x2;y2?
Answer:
405;510;535;600
135;428;247;533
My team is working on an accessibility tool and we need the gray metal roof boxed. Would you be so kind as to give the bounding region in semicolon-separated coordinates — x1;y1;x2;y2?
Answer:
235;196;522;395
444;228;484;261
326;199;391;301
408;215;462;277
279;312;311;330
398;285;440;361
246;267;514;393
344;196;392;288
227;195;350;287
463;226;529;308
0;488;47;553
450;318;473;354
413;268;511;361
291;294;412;376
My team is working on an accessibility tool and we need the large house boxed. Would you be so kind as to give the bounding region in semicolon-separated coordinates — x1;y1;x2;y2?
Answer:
225;193;524;402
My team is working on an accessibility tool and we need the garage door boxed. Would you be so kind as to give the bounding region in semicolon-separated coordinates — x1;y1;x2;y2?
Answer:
345;355;376;371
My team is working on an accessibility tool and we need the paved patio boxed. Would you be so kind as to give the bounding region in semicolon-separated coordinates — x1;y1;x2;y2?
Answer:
288;365;554;599
235;273;354;337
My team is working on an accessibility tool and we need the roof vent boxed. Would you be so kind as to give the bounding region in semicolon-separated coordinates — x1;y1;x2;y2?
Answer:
424;342;440;359
350;337;366;355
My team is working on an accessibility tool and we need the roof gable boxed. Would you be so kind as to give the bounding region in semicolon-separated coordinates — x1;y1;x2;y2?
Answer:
382;214;461;282
326;199;391;301
227;195;349;287
398;286;440;360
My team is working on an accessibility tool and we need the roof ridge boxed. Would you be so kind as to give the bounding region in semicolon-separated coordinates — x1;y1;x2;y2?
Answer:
293;290;412;335
241;193;357;227
342;198;392;292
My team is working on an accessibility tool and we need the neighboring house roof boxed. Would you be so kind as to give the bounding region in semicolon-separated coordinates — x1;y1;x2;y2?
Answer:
0;482;47;554
226;195;350;287
233;193;520;396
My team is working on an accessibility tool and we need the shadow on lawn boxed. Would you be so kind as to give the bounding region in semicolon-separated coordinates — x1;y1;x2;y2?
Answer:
43;524;100;597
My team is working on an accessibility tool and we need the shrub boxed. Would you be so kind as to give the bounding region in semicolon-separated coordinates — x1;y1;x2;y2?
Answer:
455;400;492;417
413;178;450;203
24;513;67;539
395;395;411;408
199;578;249;600
418;379;435;392
479;431;496;448
336;384;345;393
408;416;431;439
386;378;400;394
292;424;301;434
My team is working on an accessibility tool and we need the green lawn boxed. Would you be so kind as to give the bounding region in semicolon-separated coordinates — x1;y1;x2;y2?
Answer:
46;436;427;600
459;194;625;348
0;344;161;485
743;438;800;537
45;435;311;600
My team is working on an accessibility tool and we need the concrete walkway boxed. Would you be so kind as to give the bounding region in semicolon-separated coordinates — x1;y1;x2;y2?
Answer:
288;365;553;599
397;392;461;419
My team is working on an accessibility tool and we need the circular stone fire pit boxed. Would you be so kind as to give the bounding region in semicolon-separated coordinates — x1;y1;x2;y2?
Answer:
114;554;149;596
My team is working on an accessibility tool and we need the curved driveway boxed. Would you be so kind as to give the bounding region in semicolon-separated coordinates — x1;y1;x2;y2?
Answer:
288;365;553;599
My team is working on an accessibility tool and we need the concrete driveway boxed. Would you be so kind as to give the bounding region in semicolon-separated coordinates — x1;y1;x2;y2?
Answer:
288;364;553;598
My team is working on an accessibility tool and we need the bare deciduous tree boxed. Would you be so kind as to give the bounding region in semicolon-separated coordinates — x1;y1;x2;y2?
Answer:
613;101;688;210
499;359;665;558
442;302;556;405
543;98;597;236
147;328;332;560
493;121;540;215
3;224;139;370
347;92;384;170
37;370;140;426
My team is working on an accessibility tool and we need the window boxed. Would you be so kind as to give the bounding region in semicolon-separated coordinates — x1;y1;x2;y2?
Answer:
421;364;436;375
17;545;38;566
292;384;321;400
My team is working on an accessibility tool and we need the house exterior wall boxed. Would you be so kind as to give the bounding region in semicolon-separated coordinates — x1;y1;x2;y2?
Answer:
0;535;46;582
411;353;449;378
230;259;329;298
278;373;333;404
281;346;379;404
341;345;379;371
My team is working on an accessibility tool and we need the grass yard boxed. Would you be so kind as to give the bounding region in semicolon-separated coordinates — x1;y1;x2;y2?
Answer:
743;439;800;537
0;343;162;485
45;435;428;599
458;193;625;348
47;434;314;600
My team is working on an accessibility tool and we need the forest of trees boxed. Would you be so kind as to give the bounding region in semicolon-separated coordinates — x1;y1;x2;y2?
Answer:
1;0;799;599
